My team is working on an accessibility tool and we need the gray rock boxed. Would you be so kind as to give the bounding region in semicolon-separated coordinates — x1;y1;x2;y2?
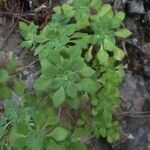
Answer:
128;0;145;14
142;43;150;59
119;71;150;112
118;71;150;150
119;120;150;150
23;70;38;90
144;10;150;24
144;60;150;77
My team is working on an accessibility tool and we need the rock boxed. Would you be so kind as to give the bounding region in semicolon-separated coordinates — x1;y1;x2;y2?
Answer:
22;69;38;90
142;43;150;59
128;0;145;14
0;51;9;67
119;120;150;150
144;10;150;24
119;71;150;112
144;60;150;77
118;71;150;150
142;43;150;77
12;91;22;106
103;0;114;4
119;139;137;150
88;138;112;150
145;79;150;94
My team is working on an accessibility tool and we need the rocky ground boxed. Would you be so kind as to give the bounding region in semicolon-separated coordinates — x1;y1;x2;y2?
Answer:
0;0;150;149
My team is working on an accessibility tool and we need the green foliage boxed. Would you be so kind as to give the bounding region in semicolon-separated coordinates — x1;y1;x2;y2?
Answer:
0;69;9;82
0;0;132;149
53;87;65;108
49;127;68;141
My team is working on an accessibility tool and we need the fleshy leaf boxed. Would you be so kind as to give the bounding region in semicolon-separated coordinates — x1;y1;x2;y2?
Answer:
113;47;125;61
85;46;93;62
104;39;115;51
115;28;132;38
97;45;109;64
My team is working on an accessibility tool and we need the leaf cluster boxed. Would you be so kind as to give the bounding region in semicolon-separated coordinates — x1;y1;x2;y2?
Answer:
0;0;131;149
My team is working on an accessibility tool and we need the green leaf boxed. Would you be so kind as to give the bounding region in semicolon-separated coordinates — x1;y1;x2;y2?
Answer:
90;0;102;11
20;40;33;48
20;22;37;39
99;128;107;138
44;107;59;126
14;80;25;96
107;135;113;143
34;77;50;91
39;48;51;58
65;24;77;36
62;4;75;18
0;83;11;99
26;130;45;150
41;60;57;78
0;69;9;82
104;39;115;51
7;51;18;73
111;12;125;28
47;50;61;65
35;34;49;44
72;128;90;140
19;22;38;48
85;46;93;62
53;87;65;108
49;127;68;142
79;65;95;77
10;131;27;149
76;118;86;126
5;100;18;122
68;97;80;109
34;44;45;55
49;78;66;90
66;82;77;98
113;47;125;61
53;6;62;14
91;108;98;116
115;28;132;38
71;142;87;150
79;78;99;95
102;109;112;125
71;58;84;71
99;4;111;17
14;122;29;135
0;126;6;139
33;111;46;130
19;22;28;37
80;93;89;103
46;138;59;150
97;45;109;64
91;98;99;106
